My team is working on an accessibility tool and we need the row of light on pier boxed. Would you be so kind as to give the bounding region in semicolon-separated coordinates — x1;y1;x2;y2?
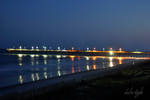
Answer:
14;46;123;51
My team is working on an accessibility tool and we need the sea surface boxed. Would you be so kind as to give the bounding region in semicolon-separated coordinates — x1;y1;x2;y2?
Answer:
0;54;149;88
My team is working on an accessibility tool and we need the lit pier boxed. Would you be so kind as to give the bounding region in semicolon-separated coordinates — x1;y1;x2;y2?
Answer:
4;47;148;56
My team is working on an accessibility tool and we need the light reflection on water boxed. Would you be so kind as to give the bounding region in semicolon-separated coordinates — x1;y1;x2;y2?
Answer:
0;54;150;88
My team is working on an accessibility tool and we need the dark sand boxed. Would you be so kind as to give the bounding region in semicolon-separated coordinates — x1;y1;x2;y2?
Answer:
1;61;150;100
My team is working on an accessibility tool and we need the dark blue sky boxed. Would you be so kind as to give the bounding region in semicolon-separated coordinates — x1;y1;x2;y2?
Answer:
1;0;150;50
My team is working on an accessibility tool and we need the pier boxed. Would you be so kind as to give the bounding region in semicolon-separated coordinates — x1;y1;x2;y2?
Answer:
4;47;150;57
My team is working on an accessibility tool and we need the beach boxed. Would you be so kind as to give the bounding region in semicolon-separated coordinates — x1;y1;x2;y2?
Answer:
1;60;150;100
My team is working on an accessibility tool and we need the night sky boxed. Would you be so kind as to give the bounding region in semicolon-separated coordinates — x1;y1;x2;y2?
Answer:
1;0;150;51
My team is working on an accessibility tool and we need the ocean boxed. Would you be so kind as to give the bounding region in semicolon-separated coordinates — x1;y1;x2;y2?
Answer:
0;54;149;88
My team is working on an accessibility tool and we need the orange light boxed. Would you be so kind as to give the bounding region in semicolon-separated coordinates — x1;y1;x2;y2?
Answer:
109;51;114;55
72;65;75;73
70;56;75;61
92;57;97;61
93;64;96;70
118;57;123;64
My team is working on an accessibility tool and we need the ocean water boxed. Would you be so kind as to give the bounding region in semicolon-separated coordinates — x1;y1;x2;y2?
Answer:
0;54;149;88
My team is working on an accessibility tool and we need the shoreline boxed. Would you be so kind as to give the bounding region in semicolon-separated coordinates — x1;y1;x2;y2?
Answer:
0;60;148;99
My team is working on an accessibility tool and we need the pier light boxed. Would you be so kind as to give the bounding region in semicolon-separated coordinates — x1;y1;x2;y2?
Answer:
92;57;97;61
57;70;61;76
110;48;113;51
119;48;122;51
118;57;123;64
109;51;114;55
43;55;48;58
30;55;35;58
62;55;67;58
36;46;39;51
35;55;39;57
44;46;47;50
72;47;74;50
36;46;39;49
44;59;47;65
58;46;60;50
85;56;90;60
43;46;47;50
93;64;96;70
19;62;23;66
31;74;35;81
56;55;61;59
44;72;48;79
72;66;75;73
86;65;90;71
19;46;22;50
18;75;23;84
36;73;40;80
93;48;96;50
31;46;34;50
109;57;114;67
103;48;105;51
87;48;89;51
132;51;143;54
109;48;114;55
18;54;23;58
70;56;75;61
